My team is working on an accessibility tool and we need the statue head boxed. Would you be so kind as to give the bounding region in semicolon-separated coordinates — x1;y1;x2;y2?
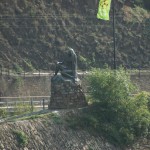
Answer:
66;47;75;57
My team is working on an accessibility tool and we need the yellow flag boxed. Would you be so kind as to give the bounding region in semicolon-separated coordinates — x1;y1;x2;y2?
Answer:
97;0;112;20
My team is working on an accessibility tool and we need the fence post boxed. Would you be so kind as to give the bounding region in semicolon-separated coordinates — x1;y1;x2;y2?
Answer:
43;99;45;110
0;66;2;75
6;101;8;112
24;69;25;79
8;66;10;76
31;99;33;112
39;69;40;77
138;66;141;79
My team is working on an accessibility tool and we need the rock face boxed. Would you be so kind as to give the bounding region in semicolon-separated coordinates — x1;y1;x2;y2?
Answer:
49;75;87;109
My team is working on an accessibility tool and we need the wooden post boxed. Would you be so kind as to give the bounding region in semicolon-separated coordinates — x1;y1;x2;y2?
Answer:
8;66;10;76
0;66;2;75
43;99;45;110
39;69;40;77
24;69;25;79
6;101;8;112
138;66;141;79
31;99;33;112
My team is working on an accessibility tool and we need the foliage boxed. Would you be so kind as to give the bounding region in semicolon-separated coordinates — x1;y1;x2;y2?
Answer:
0;108;7;118
13;101;32;116
134;0;150;10
86;67;136;103
68;68;150;146
148;94;150;111
13;63;23;73
23;59;35;71
17;112;59;121
78;55;91;70
143;18;150;40
12;130;28;146
134;0;144;7
14;77;23;89
124;5;149;23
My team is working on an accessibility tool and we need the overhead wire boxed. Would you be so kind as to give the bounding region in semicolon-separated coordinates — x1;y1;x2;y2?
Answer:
0;13;130;19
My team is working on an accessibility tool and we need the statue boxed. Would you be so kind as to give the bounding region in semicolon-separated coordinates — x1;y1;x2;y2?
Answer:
49;47;88;109
53;47;78;82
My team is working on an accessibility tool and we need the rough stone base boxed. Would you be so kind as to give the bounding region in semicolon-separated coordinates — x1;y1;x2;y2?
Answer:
49;77;87;109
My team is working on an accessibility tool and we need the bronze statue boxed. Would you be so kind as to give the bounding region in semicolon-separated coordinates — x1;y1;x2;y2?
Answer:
54;47;77;82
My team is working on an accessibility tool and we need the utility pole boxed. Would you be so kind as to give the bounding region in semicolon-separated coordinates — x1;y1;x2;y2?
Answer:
113;0;116;69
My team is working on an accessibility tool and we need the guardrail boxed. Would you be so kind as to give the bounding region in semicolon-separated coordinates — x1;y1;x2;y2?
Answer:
0;66;149;78
0;99;49;113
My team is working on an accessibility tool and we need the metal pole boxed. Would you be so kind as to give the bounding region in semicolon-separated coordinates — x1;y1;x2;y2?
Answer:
113;0;116;69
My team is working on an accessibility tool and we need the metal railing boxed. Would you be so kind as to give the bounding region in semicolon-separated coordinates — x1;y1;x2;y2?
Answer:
0;65;149;78
0;98;50;113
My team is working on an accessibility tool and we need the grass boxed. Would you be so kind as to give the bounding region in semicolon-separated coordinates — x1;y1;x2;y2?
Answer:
12;130;28;146
5;110;60;123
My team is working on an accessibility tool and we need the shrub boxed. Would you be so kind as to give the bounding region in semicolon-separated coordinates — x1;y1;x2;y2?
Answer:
0;108;7;118
12;130;28;146
86;67;136;104
72;68;150;146
131;92;150;136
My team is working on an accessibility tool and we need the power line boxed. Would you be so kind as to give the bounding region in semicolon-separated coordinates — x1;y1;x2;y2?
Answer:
0;25;112;29
0;14;131;19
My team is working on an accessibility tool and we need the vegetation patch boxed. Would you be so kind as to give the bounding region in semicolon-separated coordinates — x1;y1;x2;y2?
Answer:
14;112;59;121
13;101;33;116
12;130;28;146
0;108;7;118
52;115;62;124
66;68;150;147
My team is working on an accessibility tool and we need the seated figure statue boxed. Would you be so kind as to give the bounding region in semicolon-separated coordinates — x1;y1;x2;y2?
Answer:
54;47;77;82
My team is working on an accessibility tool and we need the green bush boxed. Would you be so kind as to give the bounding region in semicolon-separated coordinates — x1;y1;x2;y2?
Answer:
87;68;136;104
73;68;150;146
12;130;28;146
0;108;7;118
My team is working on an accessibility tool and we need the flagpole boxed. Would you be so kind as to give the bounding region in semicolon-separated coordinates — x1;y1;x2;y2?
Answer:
112;0;116;69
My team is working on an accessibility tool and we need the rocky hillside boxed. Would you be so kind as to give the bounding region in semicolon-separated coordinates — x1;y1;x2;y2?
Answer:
0;110;120;150
0;110;149;150
0;0;150;71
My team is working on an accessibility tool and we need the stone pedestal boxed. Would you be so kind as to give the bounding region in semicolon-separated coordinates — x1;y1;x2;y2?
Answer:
49;75;87;109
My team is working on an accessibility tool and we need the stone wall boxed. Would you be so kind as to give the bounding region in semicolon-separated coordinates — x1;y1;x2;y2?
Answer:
49;77;87;109
0;73;149;100
0;75;50;100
